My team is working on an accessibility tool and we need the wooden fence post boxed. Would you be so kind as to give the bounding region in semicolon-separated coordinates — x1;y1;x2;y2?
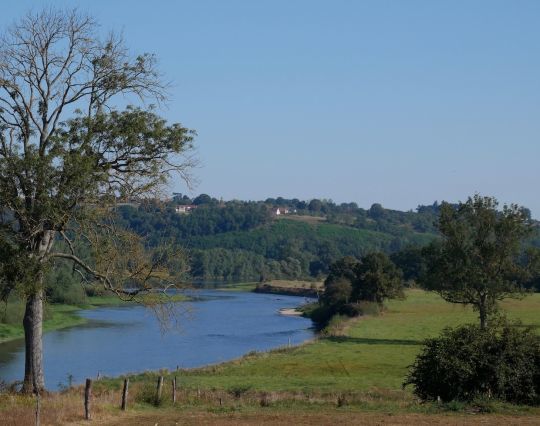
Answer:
172;376;177;404
121;378;129;411
155;376;164;406
35;391;40;426
84;378;92;420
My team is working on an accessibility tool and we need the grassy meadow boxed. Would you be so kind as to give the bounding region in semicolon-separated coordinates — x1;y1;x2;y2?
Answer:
1;289;539;424
144;290;540;393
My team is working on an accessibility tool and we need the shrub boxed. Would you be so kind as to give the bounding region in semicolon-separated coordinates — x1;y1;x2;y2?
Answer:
403;322;540;405
84;284;106;297
45;266;86;305
338;303;363;317
307;304;335;326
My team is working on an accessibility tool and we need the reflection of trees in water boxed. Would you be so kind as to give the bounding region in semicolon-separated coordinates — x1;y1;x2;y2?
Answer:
0;337;24;369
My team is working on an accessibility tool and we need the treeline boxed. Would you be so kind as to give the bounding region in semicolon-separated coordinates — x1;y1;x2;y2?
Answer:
117;199;440;281
188;221;434;281
21;194;539;309
116;201;271;245
114;195;539;283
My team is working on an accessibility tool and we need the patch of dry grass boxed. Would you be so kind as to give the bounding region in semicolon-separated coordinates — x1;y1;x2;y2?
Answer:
264;280;323;290
71;410;540;426
0;388;120;426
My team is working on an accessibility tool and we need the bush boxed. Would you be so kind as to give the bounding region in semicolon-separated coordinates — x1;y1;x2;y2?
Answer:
45;265;86;305
307;304;335;326
338;303;363;317
84;284;106;297
403;322;540;405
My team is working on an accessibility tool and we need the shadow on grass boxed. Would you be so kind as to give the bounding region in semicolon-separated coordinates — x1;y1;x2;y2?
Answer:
326;336;423;346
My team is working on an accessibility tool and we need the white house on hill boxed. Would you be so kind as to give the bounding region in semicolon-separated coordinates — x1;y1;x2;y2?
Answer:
175;205;197;214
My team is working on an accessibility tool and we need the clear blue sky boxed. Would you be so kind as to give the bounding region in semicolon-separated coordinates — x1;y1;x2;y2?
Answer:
2;1;539;216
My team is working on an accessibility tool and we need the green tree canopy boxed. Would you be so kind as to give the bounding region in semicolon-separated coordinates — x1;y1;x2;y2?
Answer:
352;252;404;306
420;195;533;329
0;8;195;392
322;252;404;311
321;277;352;306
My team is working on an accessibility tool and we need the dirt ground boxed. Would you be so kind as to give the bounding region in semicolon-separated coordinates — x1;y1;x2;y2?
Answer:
66;411;540;426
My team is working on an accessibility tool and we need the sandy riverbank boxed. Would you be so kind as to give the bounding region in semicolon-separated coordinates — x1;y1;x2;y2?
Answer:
279;308;303;316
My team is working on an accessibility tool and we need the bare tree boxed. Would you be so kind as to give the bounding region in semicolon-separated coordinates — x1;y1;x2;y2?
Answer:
0;9;196;393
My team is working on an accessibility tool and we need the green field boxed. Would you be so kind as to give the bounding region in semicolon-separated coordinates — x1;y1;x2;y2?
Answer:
2;289;539;424
149;290;538;394
0;303;87;344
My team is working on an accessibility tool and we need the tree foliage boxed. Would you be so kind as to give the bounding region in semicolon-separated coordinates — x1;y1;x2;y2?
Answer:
351;253;404;305
420;195;533;329
0;8;195;392
320;253;404;320
404;322;540;405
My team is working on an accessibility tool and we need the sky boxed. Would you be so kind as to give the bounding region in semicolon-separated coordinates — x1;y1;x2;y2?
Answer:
2;1;539;216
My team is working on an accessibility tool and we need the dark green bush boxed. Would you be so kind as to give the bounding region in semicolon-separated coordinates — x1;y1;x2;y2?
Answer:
338;302;363;317
308;304;335;326
404;322;540;405
45;265;86;305
84;284;107;297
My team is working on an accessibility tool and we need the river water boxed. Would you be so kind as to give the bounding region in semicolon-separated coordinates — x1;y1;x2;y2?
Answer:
0;289;314;390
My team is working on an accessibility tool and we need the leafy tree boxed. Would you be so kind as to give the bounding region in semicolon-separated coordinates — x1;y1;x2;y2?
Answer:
321;253;404;313
192;193;214;205
420;195;532;329
325;256;359;284
322;278;352;306
368;203;385;219
390;246;427;283
0;9;195;392
404;322;540;405
522;247;540;291
308;199;323;212
352;252;404;306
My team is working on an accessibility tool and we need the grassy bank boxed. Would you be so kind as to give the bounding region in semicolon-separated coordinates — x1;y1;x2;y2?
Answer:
219;280;323;294
217;282;258;292
125;290;539;393
1;290;539;424
0;293;188;344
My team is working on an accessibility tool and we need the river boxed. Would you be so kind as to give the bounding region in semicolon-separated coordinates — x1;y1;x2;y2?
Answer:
0;289;314;390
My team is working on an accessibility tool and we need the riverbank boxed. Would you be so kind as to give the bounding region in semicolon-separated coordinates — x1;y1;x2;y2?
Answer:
0;293;188;344
253;280;323;297
1;290;537;425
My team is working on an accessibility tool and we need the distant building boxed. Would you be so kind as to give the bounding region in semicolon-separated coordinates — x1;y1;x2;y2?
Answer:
275;208;290;216
175;205;197;214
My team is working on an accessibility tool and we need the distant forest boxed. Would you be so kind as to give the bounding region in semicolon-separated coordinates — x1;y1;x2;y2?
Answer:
113;194;539;283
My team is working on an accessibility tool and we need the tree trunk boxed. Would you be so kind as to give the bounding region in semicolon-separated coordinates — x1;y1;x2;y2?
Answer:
22;288;45;393
22;231;53;394
479;309;487;330
478;294;488;330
